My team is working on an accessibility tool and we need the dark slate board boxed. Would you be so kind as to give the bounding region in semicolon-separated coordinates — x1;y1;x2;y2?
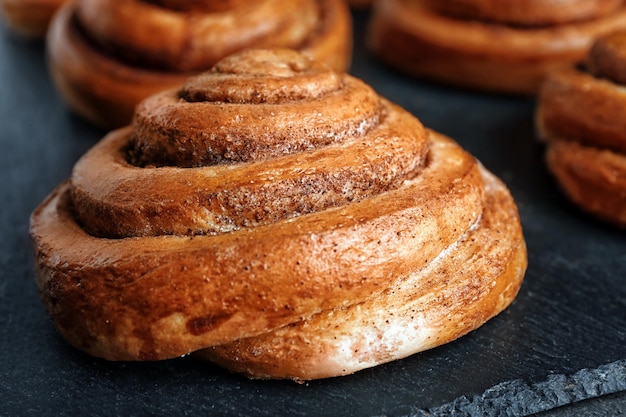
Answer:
1;10;624;417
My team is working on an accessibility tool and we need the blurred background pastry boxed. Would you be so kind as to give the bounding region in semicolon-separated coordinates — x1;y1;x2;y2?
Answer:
368;0;626;94
46;0;352;128
0;0;67;38
537;30;626;226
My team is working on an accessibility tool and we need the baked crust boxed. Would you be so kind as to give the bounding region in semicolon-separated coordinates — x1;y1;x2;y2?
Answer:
0;0;67;38
587;30;626;84
537;31;626;226
546;141;626;226
368;0;626;94
537;68;626;154
424;0;622;26
31;49;526;380
198;138;527;381
46;0;352;129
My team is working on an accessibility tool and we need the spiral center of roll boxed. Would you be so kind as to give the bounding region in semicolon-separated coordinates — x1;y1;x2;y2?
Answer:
71;48;428;240
130;49;384;168
181;49;342;104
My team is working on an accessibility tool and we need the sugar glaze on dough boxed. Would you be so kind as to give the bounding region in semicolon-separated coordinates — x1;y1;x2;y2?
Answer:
31;49;526;381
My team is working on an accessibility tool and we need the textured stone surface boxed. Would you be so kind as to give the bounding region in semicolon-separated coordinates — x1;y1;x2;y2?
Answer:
414;360;626;416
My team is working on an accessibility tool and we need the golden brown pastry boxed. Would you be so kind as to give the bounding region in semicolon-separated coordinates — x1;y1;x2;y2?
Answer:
46;0;352;129
537;31;626;227
428;0;622;26
30;49;526;381
368;0;626;95
0;0;67;38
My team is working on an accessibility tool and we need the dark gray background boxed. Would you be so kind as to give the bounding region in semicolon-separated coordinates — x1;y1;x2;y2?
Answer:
1;10;624;417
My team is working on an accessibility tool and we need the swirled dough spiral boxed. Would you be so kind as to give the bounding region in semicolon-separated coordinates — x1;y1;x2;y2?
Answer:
31;49;526;381
425;0;622;26
368;0;626;94
46;0;352;128
537;31;626;227
0;0;67;37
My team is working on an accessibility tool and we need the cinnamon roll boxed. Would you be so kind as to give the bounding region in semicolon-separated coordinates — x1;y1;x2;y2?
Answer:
0;0;67;38
368;0;626;95
537;31;626;227
46;0;352;129
429;0;622;26
31;49;526;381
